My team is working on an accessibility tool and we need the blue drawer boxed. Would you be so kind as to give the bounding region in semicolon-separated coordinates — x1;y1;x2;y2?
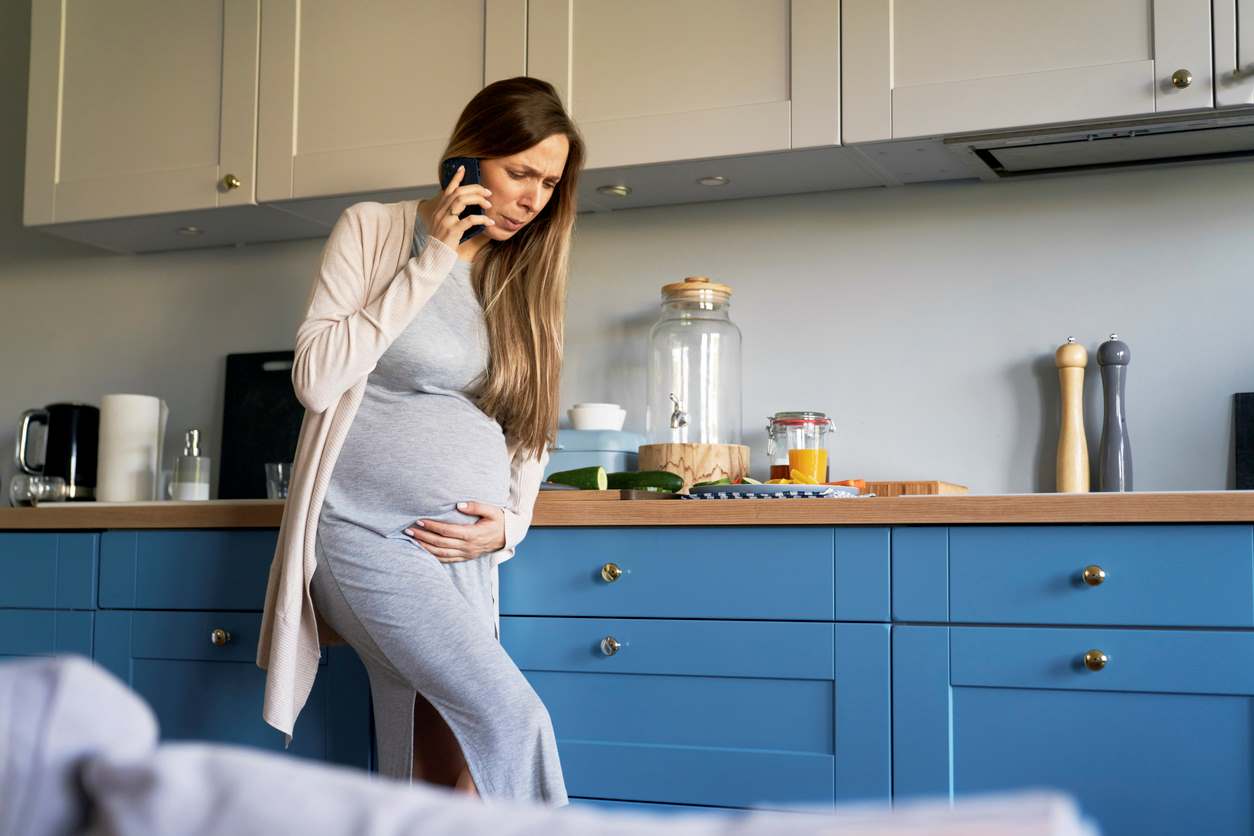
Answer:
502;617;891;809
950;626;1254;695
896;525;1254;627
0;533;97;609
0;609;93;657
502;527;889;621
100;530;275;611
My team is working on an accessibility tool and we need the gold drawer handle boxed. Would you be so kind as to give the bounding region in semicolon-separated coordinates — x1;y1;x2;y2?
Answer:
600;562;623;583
210;628;232;647
600;636;621;656
1170;68;1193;89
1081;564;1107;586
1083;649;1108;671
221;173;242;190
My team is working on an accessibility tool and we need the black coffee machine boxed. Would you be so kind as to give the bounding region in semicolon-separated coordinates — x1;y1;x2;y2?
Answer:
16;402;100;501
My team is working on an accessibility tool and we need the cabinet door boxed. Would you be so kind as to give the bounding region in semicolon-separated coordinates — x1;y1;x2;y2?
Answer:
894;626;1254;836
0;610;93;659
503;617;889;809
257;0;526;202
527;0;841;168
95;611;371;770
843;0;1214;142
24;0;259;225
1215;0;1254;105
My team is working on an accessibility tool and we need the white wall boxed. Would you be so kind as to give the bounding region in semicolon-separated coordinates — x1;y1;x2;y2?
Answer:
2;0;1251;498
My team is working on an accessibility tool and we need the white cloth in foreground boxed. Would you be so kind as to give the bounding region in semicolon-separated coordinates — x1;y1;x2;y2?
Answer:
0;656;1099;836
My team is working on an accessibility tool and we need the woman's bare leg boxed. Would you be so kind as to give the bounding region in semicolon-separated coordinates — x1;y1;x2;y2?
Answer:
412;694;478;795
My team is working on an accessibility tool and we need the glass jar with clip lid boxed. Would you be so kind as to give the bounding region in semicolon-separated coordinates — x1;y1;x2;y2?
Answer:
766;411;834;483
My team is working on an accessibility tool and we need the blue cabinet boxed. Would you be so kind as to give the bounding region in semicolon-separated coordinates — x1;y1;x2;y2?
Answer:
6;517;1253;832
500;526;892;811
0;533;96;659
94;610;370;768
89;530;371;770
894;625;1254;836
892;524;1254;836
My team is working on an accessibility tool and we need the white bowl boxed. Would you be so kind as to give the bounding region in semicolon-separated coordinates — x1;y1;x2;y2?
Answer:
568;403;627;431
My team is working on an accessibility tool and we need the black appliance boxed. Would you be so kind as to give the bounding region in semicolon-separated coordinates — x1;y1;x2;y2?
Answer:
1237;393;1254;489
16;402;100;500
219;351;305;499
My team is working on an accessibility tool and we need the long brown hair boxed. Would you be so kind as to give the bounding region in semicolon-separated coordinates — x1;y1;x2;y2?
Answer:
440;77;584;460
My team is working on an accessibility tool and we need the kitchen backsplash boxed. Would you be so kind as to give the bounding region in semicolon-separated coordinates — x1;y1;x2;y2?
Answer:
2;3;1251;497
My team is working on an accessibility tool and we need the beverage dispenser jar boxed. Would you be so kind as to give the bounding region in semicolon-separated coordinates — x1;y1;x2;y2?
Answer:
645;277;742;444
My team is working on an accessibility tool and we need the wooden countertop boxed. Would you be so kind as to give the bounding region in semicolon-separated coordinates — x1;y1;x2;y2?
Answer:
1;491;1253;529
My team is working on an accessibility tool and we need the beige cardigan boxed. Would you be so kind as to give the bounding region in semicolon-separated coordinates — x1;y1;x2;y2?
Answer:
256;199;549;739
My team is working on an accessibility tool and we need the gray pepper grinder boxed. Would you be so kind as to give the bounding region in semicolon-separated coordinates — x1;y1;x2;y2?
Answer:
1098;333;1133;491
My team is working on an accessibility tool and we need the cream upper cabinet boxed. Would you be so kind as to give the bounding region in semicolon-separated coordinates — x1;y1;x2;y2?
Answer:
257;0;526;202
24;0;260;225
1215;0;1254;106
526;0;841;169
843;0;1215;143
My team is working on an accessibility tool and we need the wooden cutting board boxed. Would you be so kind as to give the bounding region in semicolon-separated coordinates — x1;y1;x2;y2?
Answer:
863;480;968;497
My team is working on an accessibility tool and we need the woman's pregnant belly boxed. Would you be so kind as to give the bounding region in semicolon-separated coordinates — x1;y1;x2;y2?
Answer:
321;387;511;538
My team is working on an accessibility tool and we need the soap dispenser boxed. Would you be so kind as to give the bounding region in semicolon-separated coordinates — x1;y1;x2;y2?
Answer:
170;429;211;500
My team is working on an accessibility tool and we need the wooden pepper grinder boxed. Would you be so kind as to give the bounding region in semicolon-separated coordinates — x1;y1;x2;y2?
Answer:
1098;333;1133;491
1055;336;1090;493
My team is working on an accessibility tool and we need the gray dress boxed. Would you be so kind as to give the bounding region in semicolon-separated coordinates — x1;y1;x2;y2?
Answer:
311;220;566;803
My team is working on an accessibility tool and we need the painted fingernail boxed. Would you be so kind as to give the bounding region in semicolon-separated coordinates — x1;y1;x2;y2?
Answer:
404;528;415;536
484;189;492;195
457;502;468;510
415;520;426;527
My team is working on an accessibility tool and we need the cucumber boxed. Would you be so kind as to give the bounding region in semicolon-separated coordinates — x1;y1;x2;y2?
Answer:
692;477;732;488
606;470;683;492
547;466;607;490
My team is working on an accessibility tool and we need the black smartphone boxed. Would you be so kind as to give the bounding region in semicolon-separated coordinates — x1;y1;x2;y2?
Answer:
439;156;485;244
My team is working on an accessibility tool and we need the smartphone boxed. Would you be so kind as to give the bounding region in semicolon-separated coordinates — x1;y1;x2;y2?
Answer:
439;156;485;244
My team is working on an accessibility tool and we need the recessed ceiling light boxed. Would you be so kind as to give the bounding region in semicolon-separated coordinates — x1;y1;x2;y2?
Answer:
696;175;729;187
595;184;632;198
176;225;204;237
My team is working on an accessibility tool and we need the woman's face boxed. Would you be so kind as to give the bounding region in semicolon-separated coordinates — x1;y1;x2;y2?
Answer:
477;133;570;240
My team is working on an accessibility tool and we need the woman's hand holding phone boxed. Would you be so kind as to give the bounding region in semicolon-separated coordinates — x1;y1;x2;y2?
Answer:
429;165;494;250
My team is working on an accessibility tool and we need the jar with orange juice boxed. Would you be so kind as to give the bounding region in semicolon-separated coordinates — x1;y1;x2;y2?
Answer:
766;411;834;483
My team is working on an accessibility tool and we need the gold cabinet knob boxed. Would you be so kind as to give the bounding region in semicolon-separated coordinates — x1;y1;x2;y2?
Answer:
222;173;242;190
1081;564;1107;586
600;562;623;583
600;636;621;656
1083;649;1108;671
1171;69;1193;89
210;628;232;647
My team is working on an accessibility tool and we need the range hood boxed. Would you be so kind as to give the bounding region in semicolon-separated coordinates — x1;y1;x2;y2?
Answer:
948;110;1254;179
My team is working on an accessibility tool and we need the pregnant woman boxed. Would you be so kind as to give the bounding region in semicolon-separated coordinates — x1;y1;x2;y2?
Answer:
257;77;583;804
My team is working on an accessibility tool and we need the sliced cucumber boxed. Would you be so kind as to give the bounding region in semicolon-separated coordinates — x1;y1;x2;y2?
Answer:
691;477;732;488
606;470;684;492
547;466;607;490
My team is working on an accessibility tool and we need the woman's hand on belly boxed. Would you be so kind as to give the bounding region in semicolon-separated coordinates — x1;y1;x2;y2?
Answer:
404;502;507;563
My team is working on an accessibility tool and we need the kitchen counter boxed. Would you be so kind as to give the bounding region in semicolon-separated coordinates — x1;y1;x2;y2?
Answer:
1;491;1253;529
